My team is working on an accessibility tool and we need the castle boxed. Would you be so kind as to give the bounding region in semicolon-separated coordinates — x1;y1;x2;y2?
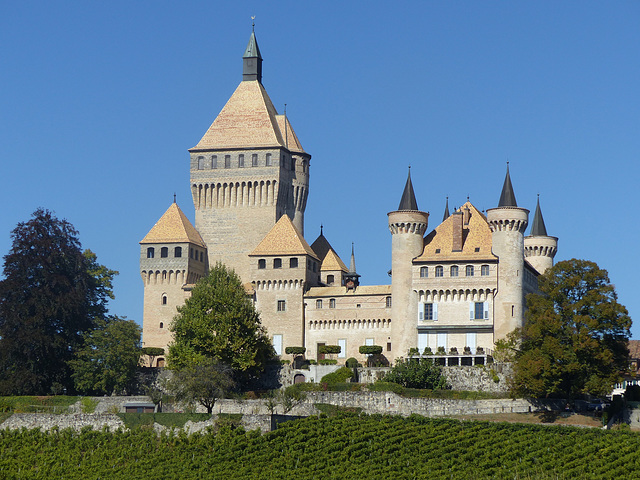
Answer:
139;30;558;367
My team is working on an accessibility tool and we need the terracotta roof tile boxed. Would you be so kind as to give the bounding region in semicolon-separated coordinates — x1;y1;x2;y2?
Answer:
250;214;318;259
140;203;206;247
415;201;496;262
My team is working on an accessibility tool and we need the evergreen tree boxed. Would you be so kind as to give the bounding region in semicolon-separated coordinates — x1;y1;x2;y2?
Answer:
512;259;631;399
0;209;117;395
168;262;274;382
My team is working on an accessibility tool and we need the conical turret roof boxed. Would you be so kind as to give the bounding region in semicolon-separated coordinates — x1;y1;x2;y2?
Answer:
398;170;419;211
498;164;518;207
141;202;206;247
529;196;548;236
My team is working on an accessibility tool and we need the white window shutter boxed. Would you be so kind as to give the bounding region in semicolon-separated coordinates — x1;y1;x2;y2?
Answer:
433;302;438;321
418;301;424;321
483;301;489;320
469;302;474;320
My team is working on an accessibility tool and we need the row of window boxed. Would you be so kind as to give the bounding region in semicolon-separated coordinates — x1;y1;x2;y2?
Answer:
257;258;318;272
272;336;391;357
419;265;490;278
196;153;304;172
418;301;489;321
146;246;205;262
314;297;392;309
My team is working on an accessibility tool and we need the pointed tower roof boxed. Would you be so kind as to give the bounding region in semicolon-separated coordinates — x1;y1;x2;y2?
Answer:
398;169;419;211
250;214;318;259
529;195;548;236
443;197;450;222
498;163;518;207
242;27;263;83
349;243;357;274
141;203;206;247
321;249;348;272
310;228;332;262
243;30;262;59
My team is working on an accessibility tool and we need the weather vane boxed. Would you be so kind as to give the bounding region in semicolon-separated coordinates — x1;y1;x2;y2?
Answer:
251;16;255;30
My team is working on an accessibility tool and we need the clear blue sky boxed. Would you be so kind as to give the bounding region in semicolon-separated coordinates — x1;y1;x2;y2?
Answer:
1;2;639;337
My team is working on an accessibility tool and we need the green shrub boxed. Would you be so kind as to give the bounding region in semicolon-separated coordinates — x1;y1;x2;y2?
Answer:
318;345;341;355
345;357;359;369
423;347;433;355
436;346;446;355
408;347;419;356
81;397;99;413
280;359;290;365
285;346;306;355
318;359;337;365
367;381;404;395
382;358;449;390
321;367;354;384
359;345;383;355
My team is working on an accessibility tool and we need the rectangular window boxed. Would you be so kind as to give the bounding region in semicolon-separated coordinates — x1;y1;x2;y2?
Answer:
481;265;489;276
273;334;283;356
435;266;443;277
365;338;374;346
338;339;346;358
420;267;428;278
466;332;477;354
470;301;489;320
437;332;447;350
258;259;266;269
197;156;204;170
418;302;438;321
418;332;428;353
273;258;282;269
212;155;217;169
224;155;231;168
387;342;392;352
238;154;245;168
252;154;258;166
266;153;272;166
386;296;392;308
466;265;474;276
329;298;336;309
277;300;286;312
316;299;322;309
289;258;298;268
450;265;459;277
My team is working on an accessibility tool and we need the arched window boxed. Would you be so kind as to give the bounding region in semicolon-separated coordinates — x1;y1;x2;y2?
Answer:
420;267;428;278
161;247;168;258
162;294;167;305
147;247;155;258
435;266;444;277
258;259;266;269
174;246;182;258
386;296;392;308
466;265;474;277
450;265;459;277
159;323;164;329
481;265;490;276
329;299;336;309
316;299;323;309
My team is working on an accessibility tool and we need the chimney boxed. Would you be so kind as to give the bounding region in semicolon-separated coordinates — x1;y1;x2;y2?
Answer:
452;212;463;252
463;206;471;226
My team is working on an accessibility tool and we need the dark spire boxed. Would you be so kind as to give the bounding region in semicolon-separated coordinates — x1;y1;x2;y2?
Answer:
443;197;450;222
398;167;419;211
173;192;176;203
320;224;323;236
242;26;263;83
530;195;548;236
349;243;356;274
498;163;518;207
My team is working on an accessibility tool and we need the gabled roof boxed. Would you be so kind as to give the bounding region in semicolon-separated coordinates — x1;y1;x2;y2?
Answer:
141;203;206;247
321;248;348;272
190;80;307;153
250;214;318;259
529;196;548;236
498;164;518;207
414;201;496;262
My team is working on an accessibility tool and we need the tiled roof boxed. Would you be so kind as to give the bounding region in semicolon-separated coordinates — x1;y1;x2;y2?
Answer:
250;214;318;259
310;233;333;262
306;285;391;297
321;249;348;272
275;115;305;154
140;203;206;247
190;80;306;153
414;201;497;262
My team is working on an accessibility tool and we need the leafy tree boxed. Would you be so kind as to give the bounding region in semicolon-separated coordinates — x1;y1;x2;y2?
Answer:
511;259;631;399
0;209;117;395
168;262;274;382
168;358;235;413
382;358;449;390
69;316;141;395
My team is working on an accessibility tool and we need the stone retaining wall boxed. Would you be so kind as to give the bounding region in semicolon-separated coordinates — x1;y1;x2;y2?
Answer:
2;414;125;431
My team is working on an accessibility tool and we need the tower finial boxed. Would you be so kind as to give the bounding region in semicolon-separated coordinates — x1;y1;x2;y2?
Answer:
173;192;176;203
350;242;356;274
251;15;255;31
443;196;450;222
320;224;323;235
243;24;263;82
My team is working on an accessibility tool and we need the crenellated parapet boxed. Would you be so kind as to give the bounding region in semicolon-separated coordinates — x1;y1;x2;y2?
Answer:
388;211;429;235
486;207;529;233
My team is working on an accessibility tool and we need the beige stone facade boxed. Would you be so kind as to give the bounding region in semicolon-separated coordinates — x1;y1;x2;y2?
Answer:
140;32;559;366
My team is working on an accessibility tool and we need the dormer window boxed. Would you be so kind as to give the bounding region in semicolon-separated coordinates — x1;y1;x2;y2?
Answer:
327;275;335;285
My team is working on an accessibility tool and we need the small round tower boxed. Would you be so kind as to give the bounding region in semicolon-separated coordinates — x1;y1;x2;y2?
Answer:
524;195;558;275
388;169;429;359
486;165;529;341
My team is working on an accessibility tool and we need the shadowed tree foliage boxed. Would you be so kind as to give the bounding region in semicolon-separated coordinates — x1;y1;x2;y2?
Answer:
168;262;274;383
511;259;631;399
70;316;142;395
0;209;117;395
168;358;235;414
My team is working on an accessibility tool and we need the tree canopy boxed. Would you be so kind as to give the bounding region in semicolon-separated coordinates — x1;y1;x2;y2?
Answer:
168;358;235;414
168;262;274;381
511;259;631;399
69;316;142;395
0;209;118;395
